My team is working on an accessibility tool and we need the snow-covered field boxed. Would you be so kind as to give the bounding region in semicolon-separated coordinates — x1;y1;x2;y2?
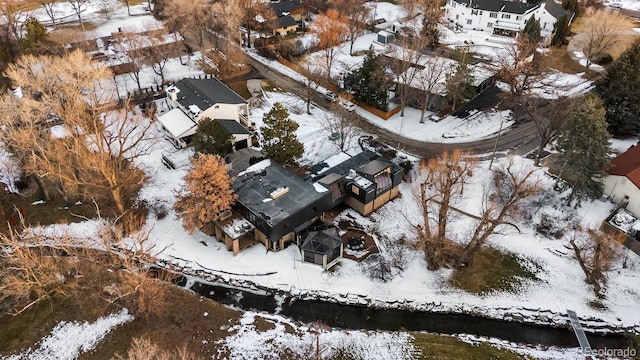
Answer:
2;1;640;358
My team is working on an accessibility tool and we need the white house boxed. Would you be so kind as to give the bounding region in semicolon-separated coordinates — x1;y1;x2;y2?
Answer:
604;145;640;218
158;77;251;149
444;0;574;42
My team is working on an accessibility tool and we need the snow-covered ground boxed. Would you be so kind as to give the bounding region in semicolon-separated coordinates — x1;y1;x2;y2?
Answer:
4;309;133;360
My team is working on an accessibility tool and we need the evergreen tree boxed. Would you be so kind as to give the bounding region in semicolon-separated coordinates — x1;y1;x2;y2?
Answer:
22;17;51;55
562;0;580;16
595;40;640;135
174;154;237;234
261;102;304;167
346;47;389;110
192;118;233;157
444;58;475;112
557;94;611;206
551;14;570;47
523;16;541;43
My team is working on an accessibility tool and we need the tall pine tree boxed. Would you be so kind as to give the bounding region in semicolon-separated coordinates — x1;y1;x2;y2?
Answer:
523;16;541;43
192;118;234;157
346;47;389;110
261;102;304;167
557;94;611;206
551;14;570;47
596;39;640;135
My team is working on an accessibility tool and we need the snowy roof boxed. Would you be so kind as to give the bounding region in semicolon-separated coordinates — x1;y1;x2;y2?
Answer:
607;145;640;188
308;152;352;176
232;161;332;232
157;108;197;139
451;0;538;14
172;78;247;112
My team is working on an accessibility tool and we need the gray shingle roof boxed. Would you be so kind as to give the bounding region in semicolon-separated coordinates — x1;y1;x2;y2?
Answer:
270;0;302;16
173;78;246;112
452;0;538;14
217;119;251;135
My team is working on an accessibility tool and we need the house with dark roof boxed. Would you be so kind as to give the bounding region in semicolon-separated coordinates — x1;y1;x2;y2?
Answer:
267;16;299;37
444;0;574;42
604;145;640;217
266;0;304;36
270;0;304;22
230;159;334;252
308;150;404;216
157;77;251;149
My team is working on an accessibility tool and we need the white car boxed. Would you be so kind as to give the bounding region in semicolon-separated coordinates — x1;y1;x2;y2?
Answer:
339;100;356;112
324;91;338;102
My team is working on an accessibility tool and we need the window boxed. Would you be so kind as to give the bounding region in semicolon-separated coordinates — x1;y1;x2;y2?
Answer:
543;22;548;29
502;14;511;19
516;16;521;20
479;11;483;15
490;12;497;18
487;22;493;27
352;185;360;195
456;14;459;20
466;19;472;25
471;9;478;15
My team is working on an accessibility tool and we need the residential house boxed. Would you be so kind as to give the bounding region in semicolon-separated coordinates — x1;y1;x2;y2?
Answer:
266;0;304;36
307;150;404;216
230;159;334;252
604;145;640;217
384;46;496;111
158;77;251;149
444;0;574;42
267;16;299;37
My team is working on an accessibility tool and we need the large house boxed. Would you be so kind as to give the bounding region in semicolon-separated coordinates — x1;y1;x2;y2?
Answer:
444;0;574;42
210;149;403;268
604;145;640;217
158;77;251;149
307;150;404;216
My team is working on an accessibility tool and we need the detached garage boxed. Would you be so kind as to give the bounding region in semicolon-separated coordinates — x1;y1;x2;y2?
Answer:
217;119;252;150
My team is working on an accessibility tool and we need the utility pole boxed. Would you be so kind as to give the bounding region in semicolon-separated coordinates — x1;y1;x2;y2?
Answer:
489;118;504;170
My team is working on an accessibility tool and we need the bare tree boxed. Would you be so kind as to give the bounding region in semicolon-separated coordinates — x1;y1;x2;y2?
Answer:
413;51;452;123
67;0;89;31
568;227;623;298
41;0;58;28
458;159;540;266
330;0;370;55
239;0;274;48
580;7;629;70
114;337;200;360
164;0;213;61
321;104;359;152
385;38;427;117
0;0;31;57
412;150;476;270
112;29;147;91
147;28;180;85
521;95;578;166
2;51;158;231
496;36;544;97
299;59;323;115
313;9;348;82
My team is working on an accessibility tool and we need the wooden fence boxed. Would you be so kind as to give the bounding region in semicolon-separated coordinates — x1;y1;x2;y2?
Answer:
275;56;401;120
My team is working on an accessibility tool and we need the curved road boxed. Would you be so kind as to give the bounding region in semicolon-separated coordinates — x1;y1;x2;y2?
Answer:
246;56;539;160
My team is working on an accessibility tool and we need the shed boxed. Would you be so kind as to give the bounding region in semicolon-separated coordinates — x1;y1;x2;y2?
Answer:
377;30;394;44
300;226;343;270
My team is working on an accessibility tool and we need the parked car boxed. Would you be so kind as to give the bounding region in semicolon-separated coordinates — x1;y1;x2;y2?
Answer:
339;100;356;112
325;91;338;102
